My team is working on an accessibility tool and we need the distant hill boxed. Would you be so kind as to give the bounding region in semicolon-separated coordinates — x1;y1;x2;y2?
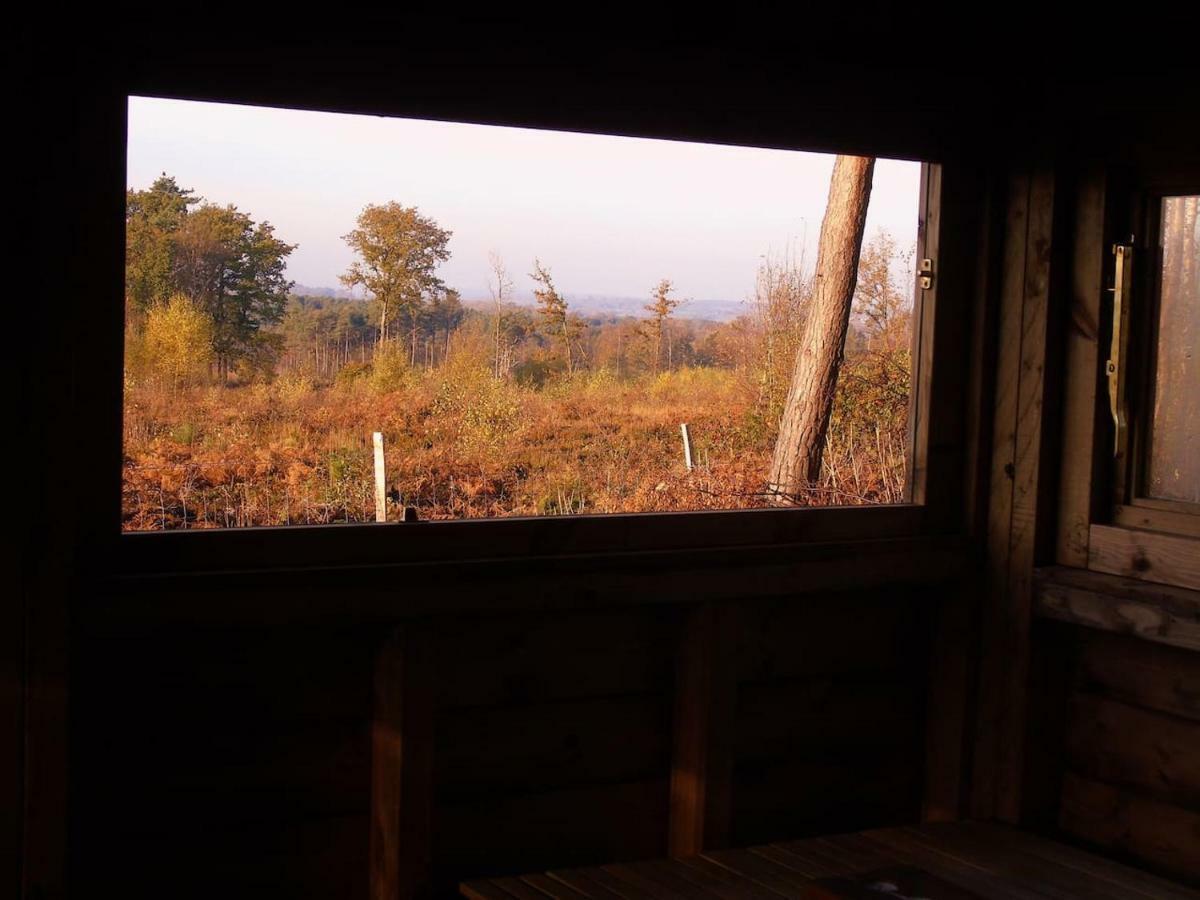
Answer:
465;292;748;323
291;283;361;300
294;284;748;323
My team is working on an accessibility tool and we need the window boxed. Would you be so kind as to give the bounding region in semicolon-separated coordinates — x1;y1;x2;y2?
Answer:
1111;189;1200;529
1145;195;1199;505
121;96;934;532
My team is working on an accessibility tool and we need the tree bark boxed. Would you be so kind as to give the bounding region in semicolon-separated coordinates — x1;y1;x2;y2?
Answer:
768;155;875;500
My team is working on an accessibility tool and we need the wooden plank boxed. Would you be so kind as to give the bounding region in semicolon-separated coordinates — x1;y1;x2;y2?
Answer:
1089;525;1200;591
923;584;973;821
1064;693;1200;807
491;876;558;900
433;608;673;710
1034;565;1200;652
461;883;508;900
972;167;1032;821
1059;771;1200;886
562;865;654;900
737;593;922;685
435;693;668;798
669;603;737;856
462;882;522;900
1113;505;1200;539
955;822;1200;900
735;677;922;766
436;779;667;877
656;856;787;900
523;873;600;900
546;868;631;900
1056;164;1108;567
371;626;435;900
913;822;1143;900
700;848;812;896
1071;627;1200;721
857;829;1046;900
677;855;798;899
607;860;722;899
747;844;837;878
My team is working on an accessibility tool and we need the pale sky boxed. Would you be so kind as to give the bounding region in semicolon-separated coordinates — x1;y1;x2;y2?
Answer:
126;96;921;304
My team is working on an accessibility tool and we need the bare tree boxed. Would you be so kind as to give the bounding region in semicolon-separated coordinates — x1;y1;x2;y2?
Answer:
488;251;514;378
768;155;875;500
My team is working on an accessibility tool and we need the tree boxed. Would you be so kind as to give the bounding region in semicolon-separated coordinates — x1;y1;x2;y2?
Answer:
125;174;198;313
141;294;213;390
529;259;579;374
768;155;875;499
172;203;295;379
852;229;912;353
340;202;452;360
488;251;514;378
642;279;681;372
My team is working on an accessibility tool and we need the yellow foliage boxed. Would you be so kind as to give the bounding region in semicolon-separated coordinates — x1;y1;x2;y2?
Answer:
141;294;213;389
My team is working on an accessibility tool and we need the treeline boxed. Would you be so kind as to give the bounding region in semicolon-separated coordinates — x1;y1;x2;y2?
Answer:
125;174;915;409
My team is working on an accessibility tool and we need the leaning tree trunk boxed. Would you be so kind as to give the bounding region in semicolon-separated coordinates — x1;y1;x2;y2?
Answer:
768;155;875;501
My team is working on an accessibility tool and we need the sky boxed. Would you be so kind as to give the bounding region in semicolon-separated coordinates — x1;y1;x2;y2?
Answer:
127;96;921;304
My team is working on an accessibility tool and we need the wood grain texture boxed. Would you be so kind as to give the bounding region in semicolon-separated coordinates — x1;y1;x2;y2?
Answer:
1089;525;1200;590
973;164;1063;824
464;822;1198;899
1064;693;1200;807
1060;770;1200;886
1055;164;1108;567
1034;565;1200;651
669;603;737;856
372;626;435;900
1070;627;1200;721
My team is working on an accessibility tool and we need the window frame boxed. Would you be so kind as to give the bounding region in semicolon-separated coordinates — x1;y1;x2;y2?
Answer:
92;90;976;580
1111;181;1200;533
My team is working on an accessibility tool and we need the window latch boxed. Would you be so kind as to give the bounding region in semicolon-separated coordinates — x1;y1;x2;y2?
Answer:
1106;241;1134;457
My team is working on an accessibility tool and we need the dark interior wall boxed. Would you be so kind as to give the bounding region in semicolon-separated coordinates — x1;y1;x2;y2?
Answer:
67;588;934;898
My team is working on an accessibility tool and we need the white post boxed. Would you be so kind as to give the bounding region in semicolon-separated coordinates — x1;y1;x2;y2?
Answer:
680;423;694;471
373;432;387;523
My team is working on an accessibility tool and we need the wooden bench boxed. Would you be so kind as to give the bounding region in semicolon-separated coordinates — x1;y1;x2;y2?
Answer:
461;821;1198;900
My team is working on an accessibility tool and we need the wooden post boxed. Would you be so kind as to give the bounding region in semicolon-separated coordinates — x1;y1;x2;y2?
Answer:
373;432;387;523
669;602;736;856
371;627;434;900
680;423;694;471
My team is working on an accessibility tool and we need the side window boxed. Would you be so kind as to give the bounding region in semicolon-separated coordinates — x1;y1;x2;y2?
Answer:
1144;194;1199;505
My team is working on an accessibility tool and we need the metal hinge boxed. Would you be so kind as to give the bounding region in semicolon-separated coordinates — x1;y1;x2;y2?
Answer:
919;257;934;290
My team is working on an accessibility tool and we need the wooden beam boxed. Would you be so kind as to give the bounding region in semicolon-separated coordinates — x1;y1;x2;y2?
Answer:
1088;525;1200;591
668;603;736;856
1034;565;1200;652
371;626;434;900
1055;164;1108;567
972;163;1063;823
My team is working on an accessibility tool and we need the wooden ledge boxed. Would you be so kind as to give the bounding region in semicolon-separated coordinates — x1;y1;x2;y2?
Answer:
1033;565;1200;652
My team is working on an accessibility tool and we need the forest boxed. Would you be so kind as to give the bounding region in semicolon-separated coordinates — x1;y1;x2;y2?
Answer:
122;168;916;529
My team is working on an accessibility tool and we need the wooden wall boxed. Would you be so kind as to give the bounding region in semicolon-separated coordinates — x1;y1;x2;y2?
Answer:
67;588;936;898
1032;622;1200;885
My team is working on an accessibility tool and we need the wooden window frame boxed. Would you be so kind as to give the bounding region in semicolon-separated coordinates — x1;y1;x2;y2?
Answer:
1056;165;1200;590
1112;185;1200;527
80;88;982;584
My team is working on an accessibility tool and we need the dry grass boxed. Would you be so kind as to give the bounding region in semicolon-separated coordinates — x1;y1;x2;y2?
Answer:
122;352;907;530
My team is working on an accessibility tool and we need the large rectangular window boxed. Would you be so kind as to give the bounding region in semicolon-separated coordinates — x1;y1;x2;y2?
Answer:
122;97;926;530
